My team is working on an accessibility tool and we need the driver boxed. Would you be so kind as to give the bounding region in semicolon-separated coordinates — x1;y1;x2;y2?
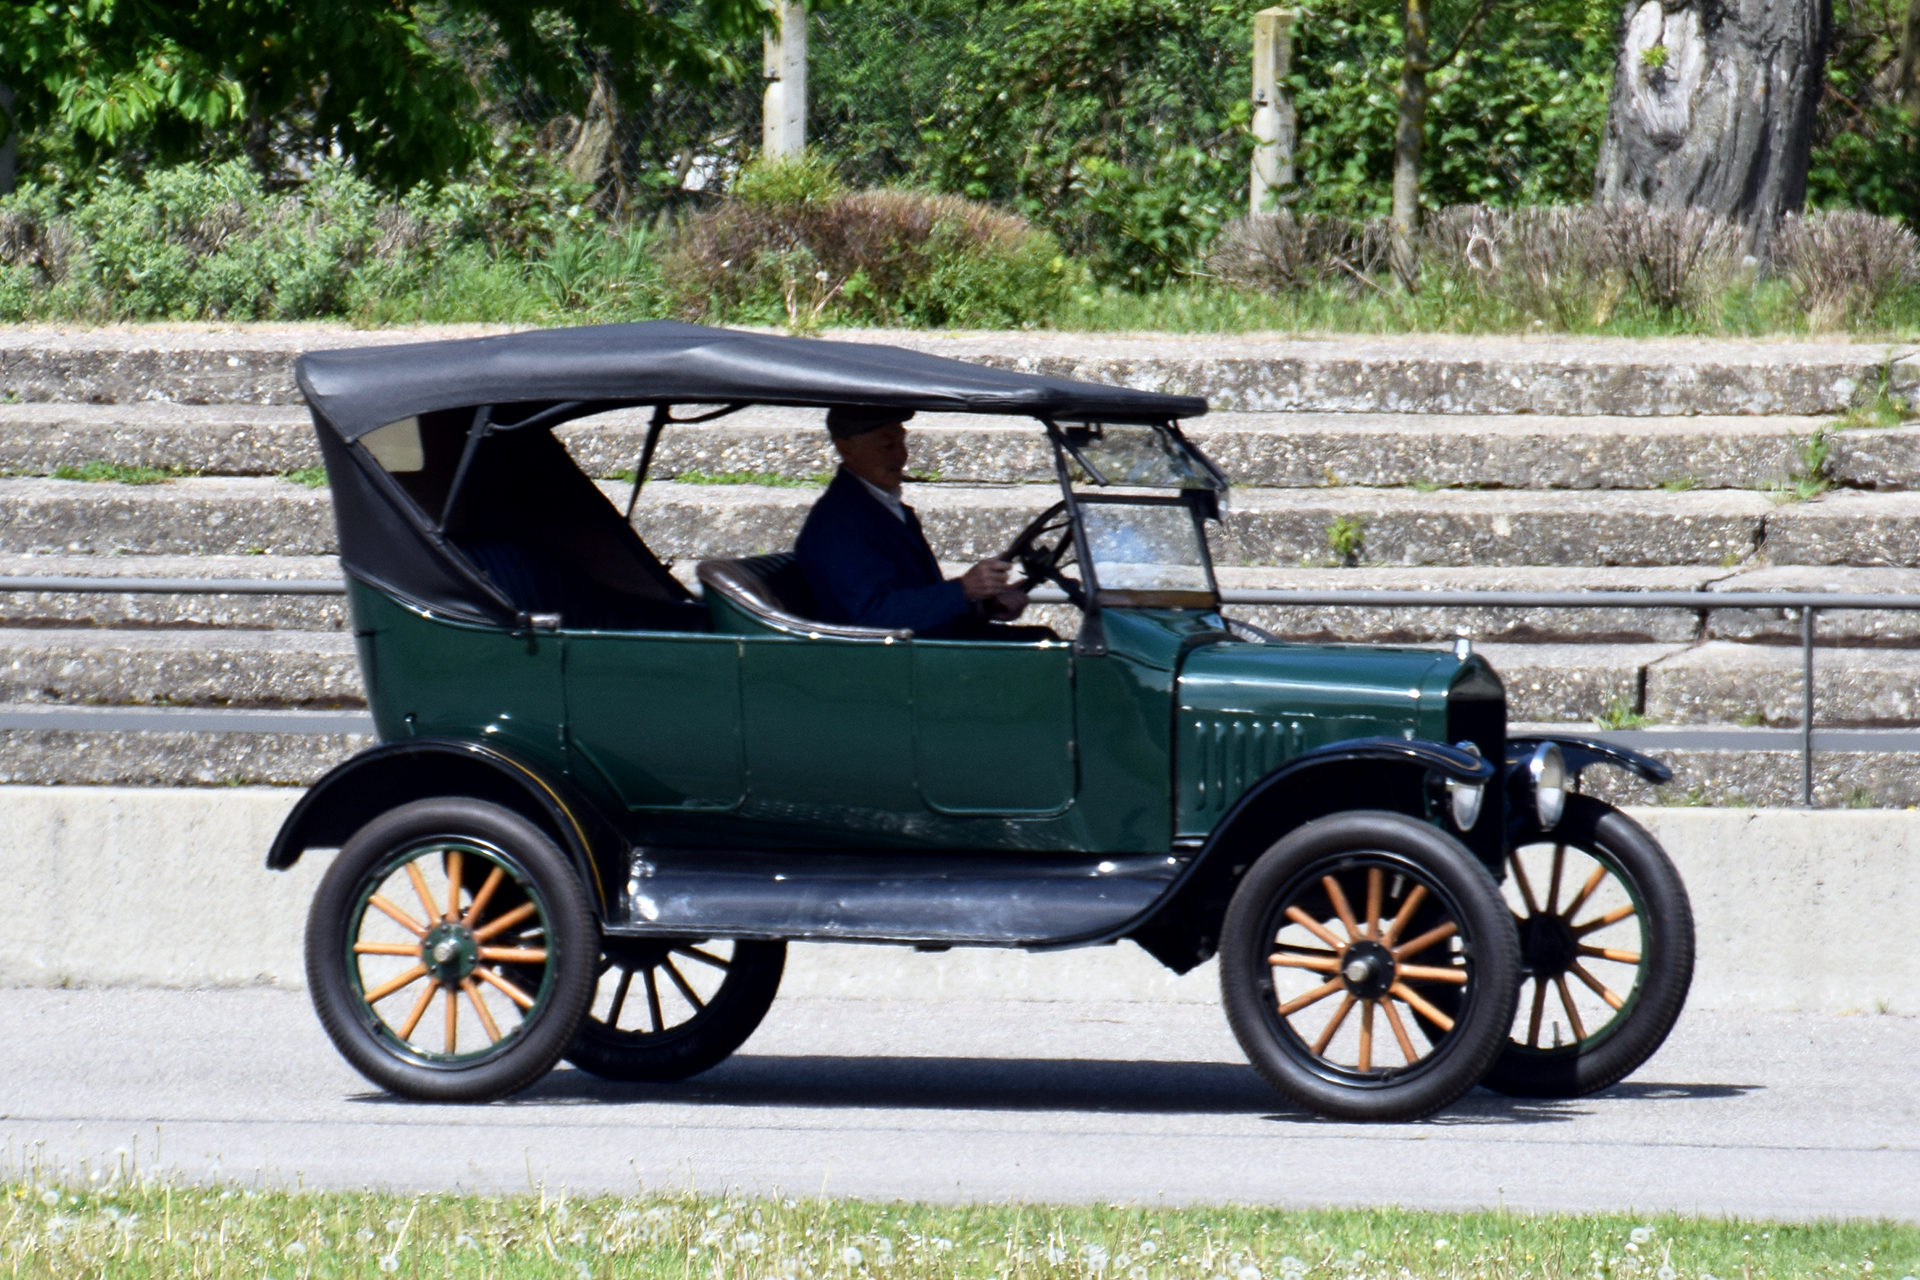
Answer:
795;406;1031;636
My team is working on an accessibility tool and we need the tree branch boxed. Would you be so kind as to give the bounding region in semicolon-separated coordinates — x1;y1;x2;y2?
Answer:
1428;0;1501;75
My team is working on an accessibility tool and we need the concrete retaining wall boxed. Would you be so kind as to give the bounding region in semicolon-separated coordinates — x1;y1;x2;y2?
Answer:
1;786;1912;1014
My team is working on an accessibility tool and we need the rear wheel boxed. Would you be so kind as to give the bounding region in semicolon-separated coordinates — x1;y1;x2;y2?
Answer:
305;798;599;1102
1481;795;1694;1098
565;938;785;1082
1220;811;1519;1122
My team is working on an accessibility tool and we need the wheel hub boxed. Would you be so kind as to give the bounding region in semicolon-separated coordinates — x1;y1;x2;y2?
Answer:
421;922;478;984
1519;910;1576;977
1338;939;1396;999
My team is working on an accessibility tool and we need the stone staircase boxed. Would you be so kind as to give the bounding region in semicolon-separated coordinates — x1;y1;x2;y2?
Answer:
2;327;1917;805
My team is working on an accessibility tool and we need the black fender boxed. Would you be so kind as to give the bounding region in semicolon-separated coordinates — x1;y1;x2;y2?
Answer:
1125;737;1495;974
1507;734;1672;786
265;738;619;912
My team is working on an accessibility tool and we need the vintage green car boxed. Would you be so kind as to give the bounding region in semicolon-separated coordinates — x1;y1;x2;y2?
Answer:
271;322;1694;1121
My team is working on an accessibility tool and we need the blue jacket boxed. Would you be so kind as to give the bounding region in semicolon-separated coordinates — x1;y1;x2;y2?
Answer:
795;466;970;635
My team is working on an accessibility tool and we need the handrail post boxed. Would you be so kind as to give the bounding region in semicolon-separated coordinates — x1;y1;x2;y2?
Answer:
1802;605;1816;808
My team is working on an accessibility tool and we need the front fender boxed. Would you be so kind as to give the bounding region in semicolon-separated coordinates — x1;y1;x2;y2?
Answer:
1126;737;1495;973
1507;734;1672;786
266;738;617;911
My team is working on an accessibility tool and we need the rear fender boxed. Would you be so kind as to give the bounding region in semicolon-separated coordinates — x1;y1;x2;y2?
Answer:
1127;737;1492;974
265;738;616;912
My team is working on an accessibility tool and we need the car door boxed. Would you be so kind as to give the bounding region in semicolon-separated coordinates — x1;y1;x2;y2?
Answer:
738;632;919;828
565;630;746;812
911;637;1076;815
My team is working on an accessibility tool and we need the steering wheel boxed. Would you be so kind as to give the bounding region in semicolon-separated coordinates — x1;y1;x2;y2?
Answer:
1000;501;1086;608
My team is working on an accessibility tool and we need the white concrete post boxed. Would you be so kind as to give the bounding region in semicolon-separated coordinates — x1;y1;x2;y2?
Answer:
762;0;808;159
1250;8;1296;216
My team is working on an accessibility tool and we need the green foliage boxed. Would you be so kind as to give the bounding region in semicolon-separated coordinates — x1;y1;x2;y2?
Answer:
1808;0;1920;223
1639;43;1668;68
1769;428;1834;503
0;0;770;193
671;469;829;487
50;461;176;484
1325;514;1365;566
279;467;329;488
732;153;850;209
1593;696;1652;730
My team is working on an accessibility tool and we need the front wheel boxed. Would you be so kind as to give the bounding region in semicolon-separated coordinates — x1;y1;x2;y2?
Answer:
305;798;599;1102
1481;795;1694;1098
1220;811;1520;1122
565;938;785;1082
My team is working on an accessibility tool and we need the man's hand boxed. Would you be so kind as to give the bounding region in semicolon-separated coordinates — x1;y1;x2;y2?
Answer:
984;587;1030;621
958;558;1013;601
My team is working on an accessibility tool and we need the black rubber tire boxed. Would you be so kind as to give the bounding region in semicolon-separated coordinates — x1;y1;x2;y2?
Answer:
1481;795;1694;1098
1220;810;1520;1122
566;939;786;1082
305;798;599;1102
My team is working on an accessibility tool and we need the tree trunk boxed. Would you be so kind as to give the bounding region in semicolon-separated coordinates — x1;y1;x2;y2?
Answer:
1595;0;1831;233
1390;0;1431;289
1899;0;1920;112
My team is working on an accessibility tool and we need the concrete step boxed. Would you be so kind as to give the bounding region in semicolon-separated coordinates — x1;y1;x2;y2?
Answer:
1705;566;1920;642
1646;641;1920;727
0;477;333;556
1516;723;1920;808
0;628;360;707
0;728;365;786
0;555;344;629
625;481;1780;568
7;402;1885;494
3;327;1910;417
0;403;318;475
15;475;1920;568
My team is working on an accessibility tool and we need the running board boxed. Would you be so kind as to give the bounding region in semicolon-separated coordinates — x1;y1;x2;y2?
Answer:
603;849;1185;947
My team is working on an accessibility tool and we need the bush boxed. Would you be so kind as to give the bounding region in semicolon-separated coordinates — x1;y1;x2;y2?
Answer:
1205;211;1387;294
1774;210;1920;328
661;178;1073;328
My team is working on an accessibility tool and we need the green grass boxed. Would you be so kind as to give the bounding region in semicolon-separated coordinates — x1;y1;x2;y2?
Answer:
279;466;329;488
48;460;186;484
670;469;829;487
1593;696;1653;730
1326;515;1365;566
4;1183;1916;1280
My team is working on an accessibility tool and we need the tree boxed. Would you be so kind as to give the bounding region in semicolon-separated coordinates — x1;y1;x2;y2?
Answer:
1387;0;1498;286
0;0;768;192
1594;0;1833;232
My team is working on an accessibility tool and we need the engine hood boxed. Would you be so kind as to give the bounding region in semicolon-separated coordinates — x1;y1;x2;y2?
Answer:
1174;640;1481;835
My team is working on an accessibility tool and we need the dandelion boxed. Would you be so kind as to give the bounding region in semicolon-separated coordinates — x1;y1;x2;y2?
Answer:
39;1189;58;1207
285;1241;307;1257
456;1233;476;1249
1435;1240;1450;1252
571;1231;587;1246
1239;1265;1261;1280
1631;1228;1653;1246
844;1246;865;1267
1658;1268;1676;1280
1627;1244;1640;1254
358;1228;377;1243
1048;1246;1068;1265
577;1264;591;1280
387;1219;406;1234
1281;1258;1307;1279
1086;1244;1111;1270
933;1238;954;1252
1141;1241;1160;1257
737;1233;763;1252
1130;1267;1149;1280
379;1254;400;1273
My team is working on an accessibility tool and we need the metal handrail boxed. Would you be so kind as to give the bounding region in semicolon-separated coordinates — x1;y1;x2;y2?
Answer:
4;576;1916;807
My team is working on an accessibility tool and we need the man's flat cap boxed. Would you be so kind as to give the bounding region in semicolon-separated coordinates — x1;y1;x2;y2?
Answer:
826;405;915;439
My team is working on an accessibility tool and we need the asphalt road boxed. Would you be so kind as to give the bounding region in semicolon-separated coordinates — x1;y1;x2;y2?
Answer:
3;989;1914;1220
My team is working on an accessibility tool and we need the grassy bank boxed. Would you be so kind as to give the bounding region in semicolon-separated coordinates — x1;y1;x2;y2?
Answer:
3;1183;1915;1280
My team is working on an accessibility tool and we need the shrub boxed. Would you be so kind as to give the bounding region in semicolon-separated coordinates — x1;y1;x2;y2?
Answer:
1773;210;1920;329
1204;212;1383;294
660;184;1073;328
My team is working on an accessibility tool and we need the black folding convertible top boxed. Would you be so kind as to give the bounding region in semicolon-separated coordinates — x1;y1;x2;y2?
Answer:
298;321;1208;438
298;322;1209;627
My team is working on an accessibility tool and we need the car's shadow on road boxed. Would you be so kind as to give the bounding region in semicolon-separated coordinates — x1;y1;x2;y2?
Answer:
424;1057;1762;1123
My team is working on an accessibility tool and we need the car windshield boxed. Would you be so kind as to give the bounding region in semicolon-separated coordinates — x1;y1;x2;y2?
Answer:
1080;501;1214;593
1061;424;1222;490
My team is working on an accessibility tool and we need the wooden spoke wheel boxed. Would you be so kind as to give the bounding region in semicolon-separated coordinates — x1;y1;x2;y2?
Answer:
565;937;785;1082
1220;811;1518;1122
305;798;598;1102
1480;794;1694;1098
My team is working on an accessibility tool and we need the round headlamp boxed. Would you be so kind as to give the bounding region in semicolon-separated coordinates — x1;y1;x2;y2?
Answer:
1529;741;1568;831
1447;742;1485;832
